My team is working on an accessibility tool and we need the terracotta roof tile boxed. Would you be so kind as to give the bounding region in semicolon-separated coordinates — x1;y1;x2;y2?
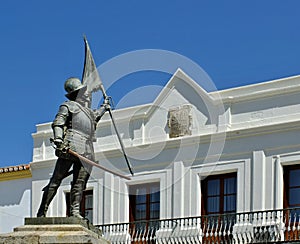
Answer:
0;164;30;174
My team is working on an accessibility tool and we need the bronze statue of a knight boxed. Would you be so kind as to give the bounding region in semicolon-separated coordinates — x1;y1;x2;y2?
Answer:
37;37;133;219
37;77;110;218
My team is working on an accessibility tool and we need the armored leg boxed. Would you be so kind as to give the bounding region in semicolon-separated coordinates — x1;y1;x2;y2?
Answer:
37;158;72;217
37;183;59;217
70;179;85;218
70;161;91;218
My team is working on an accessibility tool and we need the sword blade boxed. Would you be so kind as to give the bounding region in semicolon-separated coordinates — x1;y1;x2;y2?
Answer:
67;148;131;180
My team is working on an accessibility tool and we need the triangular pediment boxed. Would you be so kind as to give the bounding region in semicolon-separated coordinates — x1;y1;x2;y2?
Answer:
131;68;224;142
144;68;221;124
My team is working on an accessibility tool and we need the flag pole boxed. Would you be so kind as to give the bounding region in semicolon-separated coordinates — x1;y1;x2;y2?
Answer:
82;36;134;176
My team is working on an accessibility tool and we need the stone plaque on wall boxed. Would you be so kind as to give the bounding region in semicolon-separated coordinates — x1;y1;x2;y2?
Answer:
168;104;192;138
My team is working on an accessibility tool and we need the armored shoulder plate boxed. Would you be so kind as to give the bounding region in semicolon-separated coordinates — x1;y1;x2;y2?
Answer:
62;100;81;114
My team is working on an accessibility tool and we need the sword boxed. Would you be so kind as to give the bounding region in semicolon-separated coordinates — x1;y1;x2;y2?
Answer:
50;138;131;180
67;148;131;180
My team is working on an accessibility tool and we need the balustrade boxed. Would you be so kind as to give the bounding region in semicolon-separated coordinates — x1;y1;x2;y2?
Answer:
97;208;300;243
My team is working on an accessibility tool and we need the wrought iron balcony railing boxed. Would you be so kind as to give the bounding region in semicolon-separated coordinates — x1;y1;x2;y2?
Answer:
97;208;300;243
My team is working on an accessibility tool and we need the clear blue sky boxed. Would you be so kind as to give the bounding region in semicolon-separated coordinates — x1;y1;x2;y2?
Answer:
0;1;300;167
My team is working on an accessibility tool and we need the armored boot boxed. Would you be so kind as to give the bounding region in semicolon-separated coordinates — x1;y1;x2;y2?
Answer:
70;177;86;219
69;162;90;219
36;185;58;217
70;192;83;219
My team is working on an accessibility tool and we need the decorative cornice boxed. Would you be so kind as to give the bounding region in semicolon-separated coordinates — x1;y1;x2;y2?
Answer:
211;74;300;103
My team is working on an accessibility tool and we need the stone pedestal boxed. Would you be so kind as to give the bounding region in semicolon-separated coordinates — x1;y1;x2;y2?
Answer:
0;217;109;244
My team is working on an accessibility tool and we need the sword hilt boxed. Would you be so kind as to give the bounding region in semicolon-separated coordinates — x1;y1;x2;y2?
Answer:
49;138;69;153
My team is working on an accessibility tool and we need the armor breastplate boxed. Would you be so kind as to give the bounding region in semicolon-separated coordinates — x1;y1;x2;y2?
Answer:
70;109;94;136
52;100;96;156
62;100;94;137
66;101;95;155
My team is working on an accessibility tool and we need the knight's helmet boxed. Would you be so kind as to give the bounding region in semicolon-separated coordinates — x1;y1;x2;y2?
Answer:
64;77;86;99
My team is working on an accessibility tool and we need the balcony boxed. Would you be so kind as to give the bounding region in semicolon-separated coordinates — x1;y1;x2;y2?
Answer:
97;208;300;243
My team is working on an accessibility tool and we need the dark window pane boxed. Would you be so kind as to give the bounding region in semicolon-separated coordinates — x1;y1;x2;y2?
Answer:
150;191;160;202
150;203;160;219
289;188;300;205
135;188;147;204
290;169;300;187
150;185;160;202
136;194;146;204
224;177;237;194
224;195;236;212
207;179;220;196
136;204;147;220
207;196;220;213
85;194;93;209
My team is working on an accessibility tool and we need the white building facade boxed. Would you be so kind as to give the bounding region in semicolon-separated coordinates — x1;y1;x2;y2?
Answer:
1;69;300;243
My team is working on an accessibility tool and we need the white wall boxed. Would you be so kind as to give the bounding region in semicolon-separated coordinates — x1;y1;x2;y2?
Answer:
0;178;31;234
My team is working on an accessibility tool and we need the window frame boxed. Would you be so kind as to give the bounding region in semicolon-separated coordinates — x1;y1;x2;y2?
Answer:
283;164;300;209
201;172;237;216
129;182;160;222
